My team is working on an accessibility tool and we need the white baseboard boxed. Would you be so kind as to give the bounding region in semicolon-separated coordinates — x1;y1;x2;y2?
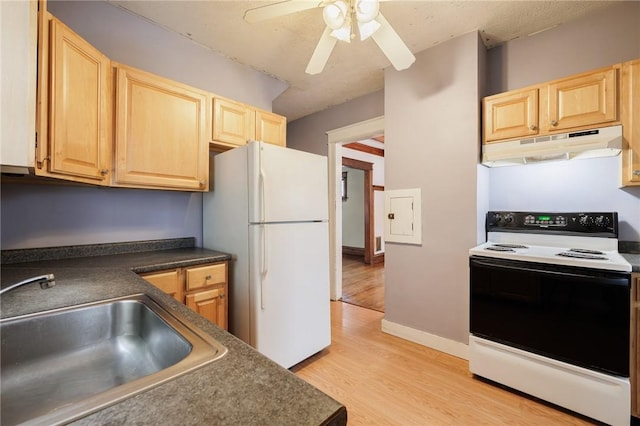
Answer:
381;319;469;360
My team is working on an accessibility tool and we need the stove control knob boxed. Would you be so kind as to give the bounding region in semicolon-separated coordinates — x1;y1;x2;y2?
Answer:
579;215;594;228
594;216;610;228
504;214;513;224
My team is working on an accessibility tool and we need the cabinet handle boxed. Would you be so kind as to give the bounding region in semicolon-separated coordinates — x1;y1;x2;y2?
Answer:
100;169;109;175
529;124;537;131
205;275;212;280
220;294;225;299
199;180;206;188
633;170;640;176
550;120;558;127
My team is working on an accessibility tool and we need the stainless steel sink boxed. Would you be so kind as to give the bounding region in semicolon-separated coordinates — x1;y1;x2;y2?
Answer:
1;293;227;426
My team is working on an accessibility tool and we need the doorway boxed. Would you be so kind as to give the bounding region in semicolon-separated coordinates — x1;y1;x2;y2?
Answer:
329;118;384;312
327;116;385;311
340;156;384;312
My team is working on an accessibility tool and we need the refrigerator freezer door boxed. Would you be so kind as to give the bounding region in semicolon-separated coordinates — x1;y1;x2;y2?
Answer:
248;141;328;223
249;221;331;368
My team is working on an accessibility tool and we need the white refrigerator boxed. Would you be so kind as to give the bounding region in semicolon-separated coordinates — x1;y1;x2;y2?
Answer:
203;141;331;368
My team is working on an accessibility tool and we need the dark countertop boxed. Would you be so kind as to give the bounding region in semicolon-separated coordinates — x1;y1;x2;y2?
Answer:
0;240;347;426
620;241;640;273
622;253;640;273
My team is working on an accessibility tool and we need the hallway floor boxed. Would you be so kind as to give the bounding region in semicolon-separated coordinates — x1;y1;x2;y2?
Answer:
341;254;384;312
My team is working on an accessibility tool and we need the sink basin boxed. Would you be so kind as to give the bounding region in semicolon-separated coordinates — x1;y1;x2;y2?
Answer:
1;293;227;426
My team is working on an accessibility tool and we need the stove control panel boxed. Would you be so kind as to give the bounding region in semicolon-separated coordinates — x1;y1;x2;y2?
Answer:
486;211;618;237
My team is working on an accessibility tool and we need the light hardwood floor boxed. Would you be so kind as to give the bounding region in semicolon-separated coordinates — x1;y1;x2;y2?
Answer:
292;301;598;426
341;255;385;312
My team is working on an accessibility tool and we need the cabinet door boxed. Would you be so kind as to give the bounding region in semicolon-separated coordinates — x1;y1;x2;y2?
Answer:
483;88;539;143
115;65;209;191
213;97;254;147
547;67;618;132
622;59;640;186
185;263;227;292
186;286;227;330
142;269;183;303
42;18;111;182
256;110;286;147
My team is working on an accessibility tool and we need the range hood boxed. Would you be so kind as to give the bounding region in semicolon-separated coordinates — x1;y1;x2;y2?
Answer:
482;125;623;167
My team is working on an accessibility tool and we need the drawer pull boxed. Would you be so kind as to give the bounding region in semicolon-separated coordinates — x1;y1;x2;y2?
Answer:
205;275;212;280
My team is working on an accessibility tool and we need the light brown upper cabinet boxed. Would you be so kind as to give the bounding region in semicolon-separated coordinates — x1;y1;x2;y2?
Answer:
255;110;287;147
546;67;618;132
212;97;286;149
483;88;539;142
483;64;620;144
114;64;210;191
36;15;112;184
622;59;640;186
212;97;255;147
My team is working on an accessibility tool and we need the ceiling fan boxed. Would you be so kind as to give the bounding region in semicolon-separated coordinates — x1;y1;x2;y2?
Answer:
244;0;416;75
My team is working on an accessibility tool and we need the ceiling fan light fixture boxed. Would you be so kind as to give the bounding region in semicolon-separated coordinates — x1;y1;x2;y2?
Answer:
323;1;348;30
355;0;379;23
330;23;352;42
357;19;380;40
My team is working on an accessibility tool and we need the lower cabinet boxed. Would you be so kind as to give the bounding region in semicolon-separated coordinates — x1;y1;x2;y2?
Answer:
140;261;228;330
632;273;639;419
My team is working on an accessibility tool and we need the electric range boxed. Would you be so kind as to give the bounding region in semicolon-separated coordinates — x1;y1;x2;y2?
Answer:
469;211;631;426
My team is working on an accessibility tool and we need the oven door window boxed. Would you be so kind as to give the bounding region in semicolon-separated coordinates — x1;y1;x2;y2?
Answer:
470;256;630;377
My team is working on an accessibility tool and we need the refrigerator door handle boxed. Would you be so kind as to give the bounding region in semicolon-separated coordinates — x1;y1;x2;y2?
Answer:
259;168;266;223
260;225;268;309
258;143;266;223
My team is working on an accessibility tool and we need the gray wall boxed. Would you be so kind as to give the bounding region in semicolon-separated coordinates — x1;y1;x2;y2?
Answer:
487;1;640;95
1;183;202;248
1;1;286;250
384;31;482;344
287;90;384;156
486;1;640;241
341;167;365;248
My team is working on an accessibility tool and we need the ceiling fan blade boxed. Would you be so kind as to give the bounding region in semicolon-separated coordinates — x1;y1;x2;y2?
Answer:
370;12;416;71
244;1;324;23
306;27;338;75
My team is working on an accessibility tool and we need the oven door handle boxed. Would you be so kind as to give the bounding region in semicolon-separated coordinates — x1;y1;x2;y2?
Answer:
470;256;630;287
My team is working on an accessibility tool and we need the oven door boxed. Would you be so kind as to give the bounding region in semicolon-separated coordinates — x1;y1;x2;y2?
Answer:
470;255;630;377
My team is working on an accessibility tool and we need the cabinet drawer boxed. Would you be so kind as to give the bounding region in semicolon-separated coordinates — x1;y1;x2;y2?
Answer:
186;263;226;291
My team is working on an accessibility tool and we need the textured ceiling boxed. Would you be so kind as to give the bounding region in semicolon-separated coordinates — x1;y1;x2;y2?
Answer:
109;1;619;121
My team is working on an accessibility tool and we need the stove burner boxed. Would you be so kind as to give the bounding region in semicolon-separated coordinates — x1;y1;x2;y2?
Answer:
493;243;529;249
485;243;529;253
557;252;608;260
485;246;516;252
567;248;605;255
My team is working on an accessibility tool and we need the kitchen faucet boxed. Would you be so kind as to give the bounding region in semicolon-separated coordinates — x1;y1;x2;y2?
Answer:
0;274;56;295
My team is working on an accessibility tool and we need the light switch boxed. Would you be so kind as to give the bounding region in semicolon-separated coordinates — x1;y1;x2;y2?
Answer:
384;188;421;245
